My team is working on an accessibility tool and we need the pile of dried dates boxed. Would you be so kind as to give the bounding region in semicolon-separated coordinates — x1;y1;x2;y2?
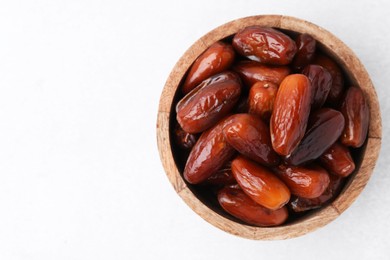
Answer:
172;26;369;227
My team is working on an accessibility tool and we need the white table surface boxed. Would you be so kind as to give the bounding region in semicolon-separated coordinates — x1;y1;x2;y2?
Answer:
1;0;389;259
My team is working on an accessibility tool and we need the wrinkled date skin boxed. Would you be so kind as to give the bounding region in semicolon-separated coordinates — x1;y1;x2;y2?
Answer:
313;54;345;105
248;81;278;121
231;156;291;210
173;122;198;150
182;41;236;94
274;164;330;199
233;60;290;88
232;26;297;65
176;71;241;134
320;142;355;177
203;161;237;186
218;186;288;226
289;174;343;212
302;65;332;109
185;69;239;89
340;86;370;148
183;118;236;184
285;108;345;165
291;33;317;71
223;114;279;166
270;74;312;156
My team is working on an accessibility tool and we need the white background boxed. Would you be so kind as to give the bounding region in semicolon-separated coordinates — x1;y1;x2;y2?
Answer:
0;0;389;259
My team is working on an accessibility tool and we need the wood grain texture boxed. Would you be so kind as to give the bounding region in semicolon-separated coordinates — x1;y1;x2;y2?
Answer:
332;137;382;214
156;15;382;240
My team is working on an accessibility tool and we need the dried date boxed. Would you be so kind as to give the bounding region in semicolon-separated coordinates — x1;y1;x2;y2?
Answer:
231;156;290;210
218;186;288;226
232;26;297;65
182;41;235;94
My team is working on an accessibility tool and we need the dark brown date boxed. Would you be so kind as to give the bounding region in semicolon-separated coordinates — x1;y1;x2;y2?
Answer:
340;86;369;148
320;142;355;177
248;81;278;121
232;26;297;65
291;34;316;71
231;156;290;210
203;161;236;186
234;94;249;113
233;60;290;88
173;122;198;150
176;71;241;134
270;74;312;156
223;114;279;166
274;164;330;199
312;54;345;105
289;174;343;212
285;108;345;165
183;118;236;184
218;186;288;226
302;65;332;109
182;41;236;94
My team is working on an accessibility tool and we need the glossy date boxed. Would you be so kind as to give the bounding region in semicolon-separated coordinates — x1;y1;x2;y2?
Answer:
312;54;345;105
340;86;369;148
183;118;236;184
291;33;316;71
233;60;290;88
274;164;330;199
285;108;345;165
223;114;279;166
182;41;236;94
176;71;241;134
270;74;312;156
231;156;290;210
248;81;278;121
289;174;343;212
302;64;332;109
218;186;288;226
320;142;355;177
232;26;297;65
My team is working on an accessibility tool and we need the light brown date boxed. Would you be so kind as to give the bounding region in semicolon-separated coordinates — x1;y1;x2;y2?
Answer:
340;86;369;148
223;114;279;166
183;118;236;184
320;142;355;177
176;71;241;134
182;41;236;94
302;64;332;109
248;81;278;121
218;186;288;226
312;54;345;105
291;33;316;71
289;174;343;212
274;164;330;199
285;108;345;165
233;60;290;88
270;74;312;156
231;156;290;210
232;26;297;65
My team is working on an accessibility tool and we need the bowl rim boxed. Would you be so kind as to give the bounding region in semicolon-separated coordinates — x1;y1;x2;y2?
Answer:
156;15;382;240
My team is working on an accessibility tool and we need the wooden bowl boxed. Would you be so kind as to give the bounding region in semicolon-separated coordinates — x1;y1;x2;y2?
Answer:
156;15;382;240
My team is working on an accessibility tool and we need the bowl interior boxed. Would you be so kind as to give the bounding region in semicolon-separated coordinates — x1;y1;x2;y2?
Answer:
157;15;382;240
